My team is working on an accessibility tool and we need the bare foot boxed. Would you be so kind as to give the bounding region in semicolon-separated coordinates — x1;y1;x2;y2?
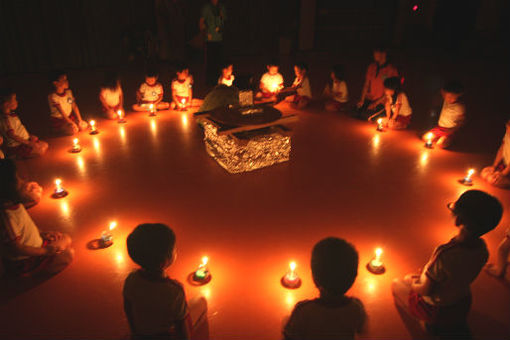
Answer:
485;263;504;278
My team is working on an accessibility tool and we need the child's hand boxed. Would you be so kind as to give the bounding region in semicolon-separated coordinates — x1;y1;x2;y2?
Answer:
23;181;43;202
71;123;79;133
42;231;63;242
78;120;88;131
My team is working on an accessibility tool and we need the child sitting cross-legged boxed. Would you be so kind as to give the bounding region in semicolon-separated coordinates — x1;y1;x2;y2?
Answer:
283;237;366;340
124;223;208;340
379;77;412;129
286;62;312;109
0;159;74;277
171;63;199;111
99;72;124;120
133;67;170;112
323;65;349;112
256;59;284;101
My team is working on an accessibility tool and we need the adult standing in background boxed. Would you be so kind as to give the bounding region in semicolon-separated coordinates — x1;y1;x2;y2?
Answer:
200;0;227;86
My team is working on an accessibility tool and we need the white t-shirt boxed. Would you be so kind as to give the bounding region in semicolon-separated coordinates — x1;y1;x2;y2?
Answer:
171;76;193;98
326;80;348;103
260;72;284;93
100;86;122;107
139;83;163;102
48;89;74;118
1;204;43;260
389;92;412;117
293;76;312;98
0;113;30;147
438;101;465;128
502;130;510;166
218;74;235;87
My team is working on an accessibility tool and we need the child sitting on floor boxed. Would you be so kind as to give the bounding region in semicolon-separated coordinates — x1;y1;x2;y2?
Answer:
0;159;74;277
287;62;312;109
422;81;465;149
485;228;510;279
218;61;235;87
323;65;349;112
379;77;412;129
481;119;510;188
124;223;207;340
256;60;284;100
0;89;48;158
171;63;197;110
99;72;124;120
48;71;88;135
392;190;502;337
133;67;170;112
283;237;366;340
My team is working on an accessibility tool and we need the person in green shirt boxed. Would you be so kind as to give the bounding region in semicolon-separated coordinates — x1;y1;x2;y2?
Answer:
200;0;227;86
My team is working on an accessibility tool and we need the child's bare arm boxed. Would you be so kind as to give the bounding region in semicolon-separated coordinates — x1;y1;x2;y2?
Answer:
6;129;29;145
12;240;56;257
392;102;402;120
172;87;179;105
71;102;84;122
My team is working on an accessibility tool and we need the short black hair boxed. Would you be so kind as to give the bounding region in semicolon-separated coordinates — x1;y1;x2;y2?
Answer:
0;87;15;106
294;62;309;72
383;77;401;92
49;70;67;83
452;190;503;237
311;237;358;296
221;60;233;70
0;159;21;205
145;65;159;78
374;44;388;53
331;64;345;82
103;71;120;91
267;58;279;67
443;81;464;95
127;223;176;271
175;61;189;73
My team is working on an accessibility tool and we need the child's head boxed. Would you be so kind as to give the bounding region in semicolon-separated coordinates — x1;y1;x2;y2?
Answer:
145;66;159;86
450;190;502;237
0;88;17;112
330;65;345;83
311;237;358;297
103;71;120;91
127;223;177;272
221;61;233;78
0;159;21;205
441;81;464;104
383;77;401;97
50;70;69;91
294;62;308;78
373;45;388;64
175;62;190;80
267;59;279;75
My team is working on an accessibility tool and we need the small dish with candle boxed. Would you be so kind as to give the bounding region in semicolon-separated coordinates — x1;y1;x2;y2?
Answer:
51;178;68;199
188;256;212;285
281;261;302;289
366;248;385;274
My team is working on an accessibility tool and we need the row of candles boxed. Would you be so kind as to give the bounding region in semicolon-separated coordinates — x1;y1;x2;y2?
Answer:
375;118;476;185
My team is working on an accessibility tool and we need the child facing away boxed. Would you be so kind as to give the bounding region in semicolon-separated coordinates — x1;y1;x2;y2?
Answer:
256;60;284;100
323;65;349;112
171;63;200;111
0;159;74;277
124;223;207;340
481;119;510;188
286;62;312;109
218;61;235;87
133;67;170;112
392;190;502;336
99;72;124;120
379;77;412;129
0;89;48;159
422;81;465;149
283;237;366;340
48;71;88;136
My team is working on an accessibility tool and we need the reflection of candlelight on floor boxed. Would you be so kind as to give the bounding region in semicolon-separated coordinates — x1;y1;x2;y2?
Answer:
150;119;157;136
285;291;295;309
200;287;211;300
181;114;189;129
93;138;101;156
419;151;429;168
76;156;86;175
119;126;126;143
60;201;70;218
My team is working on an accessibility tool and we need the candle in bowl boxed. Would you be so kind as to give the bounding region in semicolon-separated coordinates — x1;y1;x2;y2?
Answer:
367;248;385;274
51;178;68;199
99;221;117;248
459;168;475;186
281;261;302;289
89;120;99;135
191;256;212;285
424;132;434;148
117;110;126;123
70;138;81;153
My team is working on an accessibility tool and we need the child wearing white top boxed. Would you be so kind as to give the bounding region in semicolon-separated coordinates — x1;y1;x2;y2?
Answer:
99;72;124;120
380;77;412;129
171;63;199;110
287;62;312;109
48;71;88;136
481;119;510;188
133;68;170;112
256;60;284;100
422;82;465;149
218;62;235;87
0;89;48;158
0;159;74;277
323;65;349;112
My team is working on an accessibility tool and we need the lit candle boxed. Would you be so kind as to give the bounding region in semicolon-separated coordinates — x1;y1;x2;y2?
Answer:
180;98;187;111
100;221;117;248
89;120;99;135
149;103;156;117
70;138;81;153
459;168;475;186
117;110;126;123
192;256;211;284
425;132;434;148
376;118;384;131
367;248;386;274
281;261;302;289
52;178;68;199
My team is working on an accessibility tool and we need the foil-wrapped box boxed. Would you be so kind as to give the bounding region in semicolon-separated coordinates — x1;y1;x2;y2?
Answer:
203;121;291;173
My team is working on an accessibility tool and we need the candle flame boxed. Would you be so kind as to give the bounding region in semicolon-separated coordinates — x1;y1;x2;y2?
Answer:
73;138;79;145
150;104;154;109
117;110;122;117
377;118;382;125
467;169;475;177
109;221;117;231
289;261;296;271
375;248;383;258
55;178;62;186
426;132;434;141
201;256;208;266
181;98;186;104
90;120;95;127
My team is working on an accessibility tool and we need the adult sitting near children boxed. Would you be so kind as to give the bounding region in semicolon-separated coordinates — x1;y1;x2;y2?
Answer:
392;190;503;338
355;46;398;120
0;159;74;277
481;119;510;189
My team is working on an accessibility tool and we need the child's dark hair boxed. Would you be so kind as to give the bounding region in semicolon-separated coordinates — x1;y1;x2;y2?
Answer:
0;159;21;205
373;44;388;53
311;237;358;296
443;81;464;95
330;64;345;85
451;190;502;237
127;223;176;272
384;77;402;103
145;65;159;78
0;87;15;106
221;60;233;70
49;70;67;83
295;62;309;72
175;61;189;73
267;58;279;68
102;71;120;91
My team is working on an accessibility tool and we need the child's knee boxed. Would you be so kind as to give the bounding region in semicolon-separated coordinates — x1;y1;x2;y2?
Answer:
157;102;170;110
